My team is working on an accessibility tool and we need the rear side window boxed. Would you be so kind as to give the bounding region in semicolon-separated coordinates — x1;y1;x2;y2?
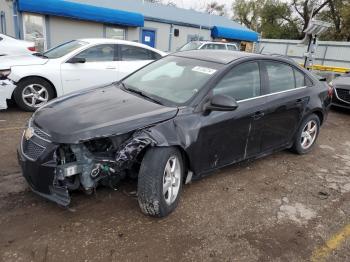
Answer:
120;45;161;61
264;61;295;93
213;62;261;101
201;44;226;50
227;45;237;51
294;69;306;87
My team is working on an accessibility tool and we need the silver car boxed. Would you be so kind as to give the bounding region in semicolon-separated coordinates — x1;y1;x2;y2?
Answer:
179;41;239;52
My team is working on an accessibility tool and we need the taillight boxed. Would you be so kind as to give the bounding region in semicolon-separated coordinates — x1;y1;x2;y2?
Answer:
327;82;334;98
27;46;36;52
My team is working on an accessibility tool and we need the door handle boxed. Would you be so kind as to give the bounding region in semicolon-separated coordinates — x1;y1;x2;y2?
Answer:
252;111;265;120
296;98;303;104
105;66;116;70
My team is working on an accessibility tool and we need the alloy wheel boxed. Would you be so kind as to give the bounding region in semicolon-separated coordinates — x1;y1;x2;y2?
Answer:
22;84;49;108
163;155;181;205
300;120;318;150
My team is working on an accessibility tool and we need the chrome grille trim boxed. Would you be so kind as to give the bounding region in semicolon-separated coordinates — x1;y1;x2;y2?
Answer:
334;88;350;104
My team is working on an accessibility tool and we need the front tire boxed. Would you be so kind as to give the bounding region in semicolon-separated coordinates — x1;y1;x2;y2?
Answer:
138;147;184;217
292;114;320;154
14;77;55;111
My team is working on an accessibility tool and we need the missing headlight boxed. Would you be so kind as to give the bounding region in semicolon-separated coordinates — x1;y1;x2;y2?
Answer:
0;69;11;80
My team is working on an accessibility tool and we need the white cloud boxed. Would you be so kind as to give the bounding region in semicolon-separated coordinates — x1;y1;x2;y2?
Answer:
168;0;234;16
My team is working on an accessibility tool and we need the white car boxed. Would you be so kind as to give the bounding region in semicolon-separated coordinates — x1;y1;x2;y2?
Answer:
0;34;36;56
179;41;239;52
0;39;166;111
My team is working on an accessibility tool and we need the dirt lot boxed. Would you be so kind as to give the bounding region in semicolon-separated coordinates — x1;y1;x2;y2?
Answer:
0;107;349;262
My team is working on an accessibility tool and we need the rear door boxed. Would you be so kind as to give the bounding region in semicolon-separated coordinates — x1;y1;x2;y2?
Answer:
60;44;119;94
260;61;310;151
116;44;162;79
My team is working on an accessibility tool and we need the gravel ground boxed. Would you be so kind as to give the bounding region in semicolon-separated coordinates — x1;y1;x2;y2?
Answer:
0;106;349;262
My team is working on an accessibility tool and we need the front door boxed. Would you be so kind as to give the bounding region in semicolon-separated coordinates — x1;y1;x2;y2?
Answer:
60;44;119;94
192;61;265;174
141;29;156;48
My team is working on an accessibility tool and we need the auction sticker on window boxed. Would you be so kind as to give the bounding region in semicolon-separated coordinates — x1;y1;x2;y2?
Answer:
192;66;217;75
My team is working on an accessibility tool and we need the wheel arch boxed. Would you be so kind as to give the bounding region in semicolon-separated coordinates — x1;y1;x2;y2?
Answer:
16;76;57;98
143;144;193;184
308;109;324;126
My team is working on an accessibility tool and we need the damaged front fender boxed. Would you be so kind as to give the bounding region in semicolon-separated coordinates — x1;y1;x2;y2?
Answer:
115;132;156;169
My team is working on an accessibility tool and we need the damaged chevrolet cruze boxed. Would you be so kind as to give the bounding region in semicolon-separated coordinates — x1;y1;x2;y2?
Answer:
18;50;332;217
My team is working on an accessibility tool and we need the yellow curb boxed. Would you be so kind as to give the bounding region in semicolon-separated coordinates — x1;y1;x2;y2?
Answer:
311;224;350;262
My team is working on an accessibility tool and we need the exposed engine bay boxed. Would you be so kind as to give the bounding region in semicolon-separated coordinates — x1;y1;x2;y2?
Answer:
54;132;156;196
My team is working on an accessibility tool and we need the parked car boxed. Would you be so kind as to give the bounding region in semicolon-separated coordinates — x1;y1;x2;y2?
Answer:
18;50;332;217
0;33;36;56
179;41;239;52
0;39;166;111
330;72;350;109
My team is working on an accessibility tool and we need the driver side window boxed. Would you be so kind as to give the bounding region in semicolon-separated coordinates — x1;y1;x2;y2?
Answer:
75;44;116;62
213;62;261;101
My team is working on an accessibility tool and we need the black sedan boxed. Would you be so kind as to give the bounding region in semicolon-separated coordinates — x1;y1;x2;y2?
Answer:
331;72;350;109
18;50;332;217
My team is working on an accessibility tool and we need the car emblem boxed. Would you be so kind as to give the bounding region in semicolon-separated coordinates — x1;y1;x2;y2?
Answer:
24;127;34;140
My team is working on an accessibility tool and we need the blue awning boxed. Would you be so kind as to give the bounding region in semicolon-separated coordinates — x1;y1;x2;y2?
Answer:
211;26;259;42
18;0;144;27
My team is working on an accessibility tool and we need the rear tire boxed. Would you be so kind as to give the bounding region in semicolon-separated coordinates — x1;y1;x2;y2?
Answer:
137;147;183;217
292;114;320;154
14;77;55;112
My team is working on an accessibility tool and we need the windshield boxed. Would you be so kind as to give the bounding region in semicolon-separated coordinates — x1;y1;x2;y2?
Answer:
122;56;223;105
179;41;203;51
43;40;88;59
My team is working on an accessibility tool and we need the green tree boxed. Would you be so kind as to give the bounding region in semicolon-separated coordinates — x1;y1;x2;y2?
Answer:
232;0;264;30
232;0;300;39
260;0;300;39
318;0;350;41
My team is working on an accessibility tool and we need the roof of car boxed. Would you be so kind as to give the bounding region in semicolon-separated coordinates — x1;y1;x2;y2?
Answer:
77;38;166;55
191;41;237;46
173;50;263;64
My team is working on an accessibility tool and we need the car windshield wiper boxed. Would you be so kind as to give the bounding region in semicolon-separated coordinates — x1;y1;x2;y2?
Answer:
121;83;163;105
32;53;48;59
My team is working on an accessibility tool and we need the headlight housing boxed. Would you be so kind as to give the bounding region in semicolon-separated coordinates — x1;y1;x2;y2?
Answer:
0;69;11;80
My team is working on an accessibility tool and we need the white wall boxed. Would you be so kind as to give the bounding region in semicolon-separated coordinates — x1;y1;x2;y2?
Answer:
143;20;212;52
49;17;104;47
126;26;139;42
0;0;15;37
143;20;170;51
171;25;211;51
259;39;350;68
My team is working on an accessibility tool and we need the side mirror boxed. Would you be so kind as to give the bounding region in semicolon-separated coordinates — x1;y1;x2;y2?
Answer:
205;94;238;112
67;57;86;64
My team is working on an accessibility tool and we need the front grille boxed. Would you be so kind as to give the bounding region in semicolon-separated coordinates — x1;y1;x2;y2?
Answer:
32;126;51;141
22;138;46;161
336;88;350;103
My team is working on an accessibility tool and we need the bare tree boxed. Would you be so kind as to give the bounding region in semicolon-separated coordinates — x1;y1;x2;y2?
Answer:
292;0;330;37
206;1;226;16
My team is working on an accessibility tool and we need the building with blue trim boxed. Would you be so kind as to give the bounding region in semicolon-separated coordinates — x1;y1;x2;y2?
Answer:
0;0;258;52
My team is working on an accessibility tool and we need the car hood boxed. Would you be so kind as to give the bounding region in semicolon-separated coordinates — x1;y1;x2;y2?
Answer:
0;54;48;69
33;84;179;144
333;77;350;88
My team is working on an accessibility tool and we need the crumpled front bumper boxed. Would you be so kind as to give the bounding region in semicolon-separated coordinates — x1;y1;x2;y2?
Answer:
17;137;71;206
0;79;16;110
